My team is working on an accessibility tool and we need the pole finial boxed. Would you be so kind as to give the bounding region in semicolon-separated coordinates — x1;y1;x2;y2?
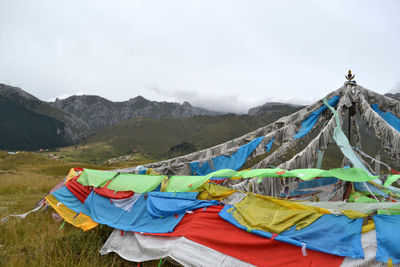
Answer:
345;69;355;81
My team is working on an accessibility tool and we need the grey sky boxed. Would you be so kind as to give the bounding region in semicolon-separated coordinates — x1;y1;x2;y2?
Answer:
0;0;399;113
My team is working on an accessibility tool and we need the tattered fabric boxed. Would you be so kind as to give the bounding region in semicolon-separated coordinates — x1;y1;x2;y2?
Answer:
373;215;400;263
83;191;186;233
294;95;340;139
45;193;97;231
219;205;364;258
226;194;330;234
101;230;255;266
371;104;400;132
77;168;166;193
153;205;344;267
190;136;264;176
146;191;219;218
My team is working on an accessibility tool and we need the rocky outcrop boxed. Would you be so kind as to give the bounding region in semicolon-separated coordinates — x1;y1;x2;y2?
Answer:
0;83;38;101
49;95;221;134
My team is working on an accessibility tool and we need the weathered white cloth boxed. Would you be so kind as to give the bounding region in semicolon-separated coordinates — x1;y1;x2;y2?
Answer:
1;204;45;223
341;230;400;267
111;194;142;212
100;230;254;267
301;201;399;214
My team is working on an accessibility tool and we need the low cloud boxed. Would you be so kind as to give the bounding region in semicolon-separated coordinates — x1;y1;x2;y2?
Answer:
146;85;312;114
390;81;400;93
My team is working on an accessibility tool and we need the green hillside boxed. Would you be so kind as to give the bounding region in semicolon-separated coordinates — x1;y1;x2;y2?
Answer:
83;114;266;160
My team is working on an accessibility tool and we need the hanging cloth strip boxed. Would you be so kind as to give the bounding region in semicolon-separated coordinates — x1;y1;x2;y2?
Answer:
316;150;325;169
373;215;400;264
323;98;372;174
354;147;392;172
0;203;46;223
323;99;384;202
190;137;264;176
165;167;378;193
294;95;340;139
391;169;400;175
371;104;400;132
265;136;275;152
351;144;400;193
72;167;400;194
77;169;166;193
383;175;400;187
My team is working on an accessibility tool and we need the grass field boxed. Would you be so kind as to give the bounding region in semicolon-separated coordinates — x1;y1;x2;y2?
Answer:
0;151;172;267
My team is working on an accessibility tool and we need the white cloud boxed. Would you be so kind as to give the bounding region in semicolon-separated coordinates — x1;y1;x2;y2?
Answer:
390;81;400;93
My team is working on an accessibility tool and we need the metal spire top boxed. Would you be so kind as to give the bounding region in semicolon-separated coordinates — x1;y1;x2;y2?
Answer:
345;69;355;81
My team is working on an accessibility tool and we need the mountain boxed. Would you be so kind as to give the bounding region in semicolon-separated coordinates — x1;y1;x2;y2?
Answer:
78;101;305;160
248;102;302;116
49;95;221;134
0;83;225;150
385;93;400;101
0;84;70;150
247;102;304;124
0;84;93;142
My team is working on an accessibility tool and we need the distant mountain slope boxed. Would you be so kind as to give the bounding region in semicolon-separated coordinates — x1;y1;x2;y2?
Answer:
83;114;265;159
247;102;304;124
0;96;68;150
49;95;221;133
0;84;89;144
248;102;303;116
0;83;223;150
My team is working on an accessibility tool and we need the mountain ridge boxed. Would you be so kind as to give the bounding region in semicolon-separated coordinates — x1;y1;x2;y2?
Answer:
0;83;226;150
48;93;222;135
385;92;400;101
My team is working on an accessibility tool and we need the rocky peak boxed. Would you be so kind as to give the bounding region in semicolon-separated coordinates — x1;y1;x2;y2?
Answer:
48;93;221;134
182;101;192;107
0;83;39;102
128;95;148;104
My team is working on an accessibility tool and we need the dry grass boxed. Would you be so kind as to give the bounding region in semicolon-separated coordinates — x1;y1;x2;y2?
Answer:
0;152;173;267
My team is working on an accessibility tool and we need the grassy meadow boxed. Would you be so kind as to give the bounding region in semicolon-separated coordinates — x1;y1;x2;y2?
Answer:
0;151;172;267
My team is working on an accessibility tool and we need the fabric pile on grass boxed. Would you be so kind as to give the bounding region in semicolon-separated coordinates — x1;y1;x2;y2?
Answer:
45;165;400;266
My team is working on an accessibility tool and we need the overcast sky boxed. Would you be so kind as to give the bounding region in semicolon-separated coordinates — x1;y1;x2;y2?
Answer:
0;0;399;113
